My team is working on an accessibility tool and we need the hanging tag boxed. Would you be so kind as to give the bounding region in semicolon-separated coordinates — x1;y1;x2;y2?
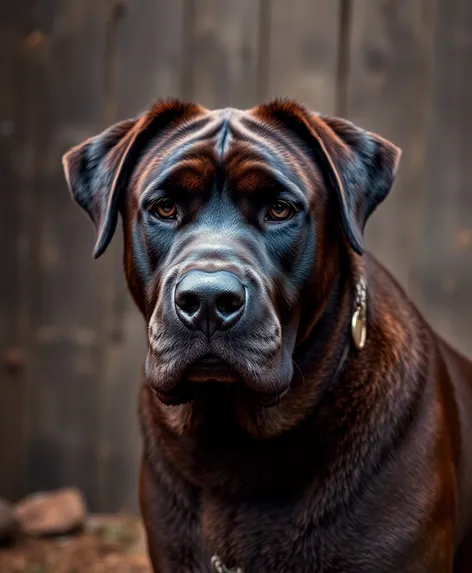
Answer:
351;306;367;350
351;277;367;351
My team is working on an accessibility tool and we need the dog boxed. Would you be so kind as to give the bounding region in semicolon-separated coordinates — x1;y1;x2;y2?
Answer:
62;99;472;572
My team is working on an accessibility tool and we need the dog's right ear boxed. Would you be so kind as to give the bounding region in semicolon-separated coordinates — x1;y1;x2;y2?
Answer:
62;99;205;258
62;118;139;258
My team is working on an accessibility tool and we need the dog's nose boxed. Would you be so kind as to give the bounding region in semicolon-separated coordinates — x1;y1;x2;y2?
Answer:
174;271;245;338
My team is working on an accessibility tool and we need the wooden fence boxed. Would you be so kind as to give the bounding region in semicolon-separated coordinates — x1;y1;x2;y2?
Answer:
1;0;471;512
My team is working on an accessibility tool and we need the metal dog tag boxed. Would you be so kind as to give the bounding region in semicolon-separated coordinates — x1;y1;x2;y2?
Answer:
352;307;367;350
352;277;367;351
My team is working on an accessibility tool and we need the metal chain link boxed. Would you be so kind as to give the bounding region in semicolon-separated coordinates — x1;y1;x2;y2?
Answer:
355;276;367;312
211;555;244;573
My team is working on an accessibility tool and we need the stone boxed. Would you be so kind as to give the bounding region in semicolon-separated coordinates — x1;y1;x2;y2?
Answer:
0;498;17;543
14;487;86;536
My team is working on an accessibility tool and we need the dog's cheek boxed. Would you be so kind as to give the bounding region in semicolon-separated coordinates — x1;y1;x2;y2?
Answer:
122;216;159;317
129;216;181;313
270;219;316;312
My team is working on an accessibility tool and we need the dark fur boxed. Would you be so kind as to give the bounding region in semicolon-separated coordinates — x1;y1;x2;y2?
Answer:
63;99;472;572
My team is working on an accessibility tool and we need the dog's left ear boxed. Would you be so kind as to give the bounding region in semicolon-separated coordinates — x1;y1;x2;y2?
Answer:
315;113;402;255
255;101;401;255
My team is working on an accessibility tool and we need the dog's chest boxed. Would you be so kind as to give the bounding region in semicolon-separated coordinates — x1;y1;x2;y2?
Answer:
199;490;354;573
197;489;420;573
201;493;305;571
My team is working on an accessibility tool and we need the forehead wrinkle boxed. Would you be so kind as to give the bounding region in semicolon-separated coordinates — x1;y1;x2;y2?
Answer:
157;117;221;172
240;115;319;192
138;111;220;172
241;115;313;169
230;160;307;204
159;157;214;191
138;114;213;164
225;128;311;197
137;134;218;197
214;108;238;159
131;113;219;191
231;119;309;179
139;153;215;203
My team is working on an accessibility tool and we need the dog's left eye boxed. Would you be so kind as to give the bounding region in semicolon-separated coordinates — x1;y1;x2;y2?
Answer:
148;198;178;220
265;200;295;222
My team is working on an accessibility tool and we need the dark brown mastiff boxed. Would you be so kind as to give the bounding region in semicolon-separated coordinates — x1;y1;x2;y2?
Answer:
62;99;472;572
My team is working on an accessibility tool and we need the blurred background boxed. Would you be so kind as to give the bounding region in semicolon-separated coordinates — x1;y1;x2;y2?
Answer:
1;0;471;517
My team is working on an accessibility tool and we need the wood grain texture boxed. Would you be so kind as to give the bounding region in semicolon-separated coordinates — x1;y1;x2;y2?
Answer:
345;0;435;293
189;0;261;108
264;0;341;114
1;0;472;512
115;0;187;116
23;0;110;509
415;0;472;356
0;2;36;501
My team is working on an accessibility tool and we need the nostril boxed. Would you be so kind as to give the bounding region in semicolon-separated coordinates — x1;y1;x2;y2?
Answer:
175;271;245;334
216;292;245;316
176;292;200;315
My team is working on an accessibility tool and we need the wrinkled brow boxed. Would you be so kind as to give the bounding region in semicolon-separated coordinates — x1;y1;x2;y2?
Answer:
227;163;308;205
139;151;217;200
224;138;312;202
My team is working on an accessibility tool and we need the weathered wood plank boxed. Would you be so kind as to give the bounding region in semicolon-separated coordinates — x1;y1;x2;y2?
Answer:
1;0;470;514
190;0;261;108
0;2;36;501
95;0;187;512
24;0;110;509
345;0;435;293
265;0;341;114
416;0;472;357
115;0;187;116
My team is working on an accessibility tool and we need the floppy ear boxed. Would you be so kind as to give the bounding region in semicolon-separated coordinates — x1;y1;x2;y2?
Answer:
314;113;402;254
62;118;139;258
255;101;401;255
62;99;205;258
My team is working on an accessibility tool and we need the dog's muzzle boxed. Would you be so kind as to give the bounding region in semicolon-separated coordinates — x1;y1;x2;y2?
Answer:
145;258;291;405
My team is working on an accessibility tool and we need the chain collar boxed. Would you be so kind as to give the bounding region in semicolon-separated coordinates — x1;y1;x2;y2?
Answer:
211;555;243;573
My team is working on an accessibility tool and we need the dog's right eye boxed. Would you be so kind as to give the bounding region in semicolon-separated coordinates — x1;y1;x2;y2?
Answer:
265;200;295;222
148;198;178;220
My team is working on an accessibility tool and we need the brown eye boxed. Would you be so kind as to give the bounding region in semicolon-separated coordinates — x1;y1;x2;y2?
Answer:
150;198;178;220
266;200;294;221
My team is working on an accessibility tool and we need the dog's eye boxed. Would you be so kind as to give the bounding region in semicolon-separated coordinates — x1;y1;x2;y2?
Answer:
266;200;295;222
149;198;178;220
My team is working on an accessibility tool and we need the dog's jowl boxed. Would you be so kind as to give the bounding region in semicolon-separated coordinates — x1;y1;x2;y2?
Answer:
63;99;472;572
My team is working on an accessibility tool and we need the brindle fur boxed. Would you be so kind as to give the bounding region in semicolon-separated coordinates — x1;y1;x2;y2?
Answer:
63;99;472;572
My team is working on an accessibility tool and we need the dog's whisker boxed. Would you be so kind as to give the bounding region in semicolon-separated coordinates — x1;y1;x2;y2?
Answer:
291;358;305;388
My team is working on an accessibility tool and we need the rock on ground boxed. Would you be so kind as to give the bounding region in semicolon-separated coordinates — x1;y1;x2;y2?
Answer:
14;488;86;537
0;498;17;543
0;513;151;573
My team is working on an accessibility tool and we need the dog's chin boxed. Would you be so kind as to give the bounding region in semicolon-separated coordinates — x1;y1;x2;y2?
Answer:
146;353;291;408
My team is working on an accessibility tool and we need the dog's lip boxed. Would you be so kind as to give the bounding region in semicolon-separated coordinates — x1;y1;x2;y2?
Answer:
186;353;239;382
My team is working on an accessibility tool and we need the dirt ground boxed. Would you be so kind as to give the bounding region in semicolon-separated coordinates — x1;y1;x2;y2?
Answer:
0;514;152;573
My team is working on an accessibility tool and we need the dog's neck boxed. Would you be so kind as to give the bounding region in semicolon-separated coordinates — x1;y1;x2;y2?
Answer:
139;253;365;491
293;256;356;388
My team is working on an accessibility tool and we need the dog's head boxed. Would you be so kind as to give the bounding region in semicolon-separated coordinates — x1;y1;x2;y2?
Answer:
63;99;400;434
